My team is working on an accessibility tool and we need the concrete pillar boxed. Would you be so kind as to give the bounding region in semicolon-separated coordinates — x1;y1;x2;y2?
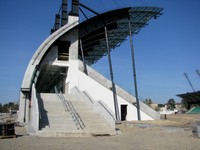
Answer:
61;0;68;26
66;15;79;91
18;92;25;123
71;0;79;16
55;14;60;30
18;91;30;123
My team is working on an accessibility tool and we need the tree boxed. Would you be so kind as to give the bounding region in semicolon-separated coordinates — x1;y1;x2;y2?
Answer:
167;99;176;110
143;99;152;106
2;103;9;112
181;99;188;110
0;103;2;112
0;102;19;113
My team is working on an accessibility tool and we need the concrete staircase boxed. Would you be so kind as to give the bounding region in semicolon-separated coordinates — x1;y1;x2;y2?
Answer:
37;93;115;137
64;94;116;136
78;60;160;120
38;93;78;137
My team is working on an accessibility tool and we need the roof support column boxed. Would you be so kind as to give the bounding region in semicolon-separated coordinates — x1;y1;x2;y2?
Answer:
104;26;120;122
61;0;68;26
55;14;60;30
24;92;29;122
128;18;141;121
71;0;79;16
80;39;88;75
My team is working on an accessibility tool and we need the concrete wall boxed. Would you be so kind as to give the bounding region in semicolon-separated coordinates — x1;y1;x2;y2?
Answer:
67;60;154;121
18;12;159;124
78;61;160;120
18;15;79;123
70;87;116;128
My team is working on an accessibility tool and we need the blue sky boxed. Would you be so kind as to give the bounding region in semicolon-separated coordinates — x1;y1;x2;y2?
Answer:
0;0;200;104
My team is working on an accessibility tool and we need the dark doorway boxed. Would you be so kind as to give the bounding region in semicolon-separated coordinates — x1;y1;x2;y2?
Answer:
121;105;127;121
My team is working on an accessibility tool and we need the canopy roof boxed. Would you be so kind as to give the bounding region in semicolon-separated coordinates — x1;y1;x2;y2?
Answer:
177;91;200;104
78;7;163;64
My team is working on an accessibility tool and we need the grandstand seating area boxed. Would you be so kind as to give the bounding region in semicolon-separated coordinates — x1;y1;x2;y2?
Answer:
186;106;200;114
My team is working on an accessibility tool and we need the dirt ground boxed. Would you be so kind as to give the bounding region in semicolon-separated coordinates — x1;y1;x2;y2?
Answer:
0;114;200;150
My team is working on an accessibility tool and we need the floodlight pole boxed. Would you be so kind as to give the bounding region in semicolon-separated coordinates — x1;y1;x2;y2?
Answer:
128;18;141;121
104;26;120;122
184;72;195;92
196;70;200;79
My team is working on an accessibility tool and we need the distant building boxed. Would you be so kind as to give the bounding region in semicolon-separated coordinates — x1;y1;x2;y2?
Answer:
175;103;182;110
177;91;200;109
150;103;159;110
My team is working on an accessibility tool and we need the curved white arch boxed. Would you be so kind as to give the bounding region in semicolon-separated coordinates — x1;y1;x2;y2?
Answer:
21;19;79;89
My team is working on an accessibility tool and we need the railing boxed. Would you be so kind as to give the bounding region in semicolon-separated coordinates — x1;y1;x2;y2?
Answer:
83;91;115;128
83;91;94;104
98;101;116;122
72;87;94;104
68;101;85;129
78;60;160;120
55;86;85;130
71;86;115;128
55;86;70;111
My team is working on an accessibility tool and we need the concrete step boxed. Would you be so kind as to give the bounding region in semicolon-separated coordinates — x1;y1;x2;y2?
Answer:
39;122;77;128
37;130;91;137
38;93;78;134
47;120;74;124
38;128;115;137
43;125;77;130
45;112;70;115
37;93;115;137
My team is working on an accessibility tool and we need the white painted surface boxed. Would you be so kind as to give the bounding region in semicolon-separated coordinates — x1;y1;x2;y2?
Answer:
19;12;158;124
19;16;79;122
67;60;154;121
30;83;39;133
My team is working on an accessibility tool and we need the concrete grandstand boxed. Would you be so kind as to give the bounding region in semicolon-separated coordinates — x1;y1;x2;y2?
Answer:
18;0;163;137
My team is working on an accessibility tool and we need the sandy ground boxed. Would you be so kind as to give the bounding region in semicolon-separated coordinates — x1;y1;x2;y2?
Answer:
0;114;200;150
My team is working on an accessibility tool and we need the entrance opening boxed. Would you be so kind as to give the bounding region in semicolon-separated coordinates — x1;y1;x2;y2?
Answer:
121;105;127;121
36;65;67;93
57;40;70;61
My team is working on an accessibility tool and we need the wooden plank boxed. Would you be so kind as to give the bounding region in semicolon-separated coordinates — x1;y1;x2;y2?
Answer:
0;134;16;139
